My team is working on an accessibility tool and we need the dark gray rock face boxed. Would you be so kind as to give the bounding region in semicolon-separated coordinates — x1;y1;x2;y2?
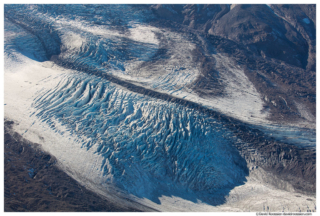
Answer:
268;4;316;72
151;4;316;72
151;4;316;125
210;4;309;70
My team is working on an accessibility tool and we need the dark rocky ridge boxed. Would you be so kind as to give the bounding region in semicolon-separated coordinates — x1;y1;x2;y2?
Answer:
211;5;309;70
151;4;315;72
269;4;316;72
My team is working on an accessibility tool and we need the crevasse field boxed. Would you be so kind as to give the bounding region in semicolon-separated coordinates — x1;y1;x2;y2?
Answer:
4;4;316;212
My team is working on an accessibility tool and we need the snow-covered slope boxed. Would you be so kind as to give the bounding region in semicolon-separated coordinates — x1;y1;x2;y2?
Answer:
4;4;316;212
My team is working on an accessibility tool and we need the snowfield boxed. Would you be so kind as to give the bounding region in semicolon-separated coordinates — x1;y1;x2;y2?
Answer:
4;4;316;212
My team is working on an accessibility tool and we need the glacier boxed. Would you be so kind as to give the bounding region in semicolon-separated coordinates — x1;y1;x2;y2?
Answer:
31;72;248;204
4;4;316;212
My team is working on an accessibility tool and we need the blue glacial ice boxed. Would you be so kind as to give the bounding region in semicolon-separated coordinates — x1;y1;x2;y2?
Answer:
32;73;248;203
4;4;315;207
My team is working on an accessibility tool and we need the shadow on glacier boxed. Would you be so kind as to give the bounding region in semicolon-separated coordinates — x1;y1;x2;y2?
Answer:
116;143;249;206
4;5;62;62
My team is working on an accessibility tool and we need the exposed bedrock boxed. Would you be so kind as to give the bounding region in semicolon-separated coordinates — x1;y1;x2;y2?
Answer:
151;4;316;72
